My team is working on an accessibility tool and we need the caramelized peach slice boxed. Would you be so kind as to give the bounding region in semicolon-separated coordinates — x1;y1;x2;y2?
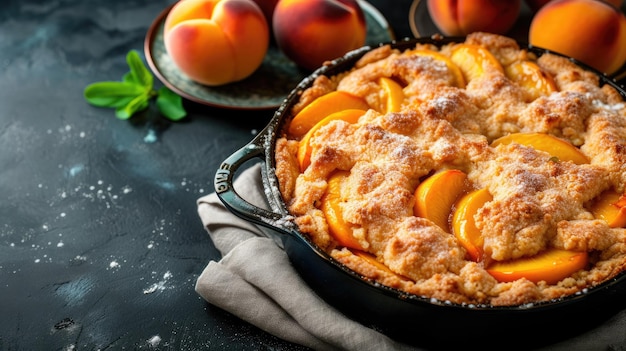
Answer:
452;188;492;262
297;109;364;172
414;169;468;232
321;171;364;250
491;132;588;165
287;91;370;137
351;250;409;280
589;189;626;228
408;49;466;88
505;60;557;101
378;77;405;113
450;44;503;82
487;249;588;284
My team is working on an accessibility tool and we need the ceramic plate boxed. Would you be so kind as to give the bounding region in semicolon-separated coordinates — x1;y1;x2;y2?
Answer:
144;1;395;110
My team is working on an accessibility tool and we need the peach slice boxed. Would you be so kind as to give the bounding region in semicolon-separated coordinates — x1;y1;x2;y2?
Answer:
351;250;409;280
321;171;364;250
297;109;364;172
491;132;588;165
452;188;492;262
450;44;504;82
487;249;589;284
504;60;557;101
408;49;466;88
414;169;468;232
589;189;626;228
287;91;370;137
378;77;405;113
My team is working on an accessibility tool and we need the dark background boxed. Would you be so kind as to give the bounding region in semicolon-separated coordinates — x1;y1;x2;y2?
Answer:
1;0;625;350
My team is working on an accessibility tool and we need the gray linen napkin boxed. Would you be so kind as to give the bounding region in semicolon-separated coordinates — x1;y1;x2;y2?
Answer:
195;163;419;351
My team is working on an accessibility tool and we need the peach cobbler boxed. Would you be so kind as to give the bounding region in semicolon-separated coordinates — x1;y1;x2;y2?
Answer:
273;32;626;306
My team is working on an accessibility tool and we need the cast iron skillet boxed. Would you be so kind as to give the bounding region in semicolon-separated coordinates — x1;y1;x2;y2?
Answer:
215;37;626;350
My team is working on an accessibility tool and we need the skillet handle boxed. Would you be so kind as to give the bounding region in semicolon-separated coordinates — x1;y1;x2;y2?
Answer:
214;139;289;230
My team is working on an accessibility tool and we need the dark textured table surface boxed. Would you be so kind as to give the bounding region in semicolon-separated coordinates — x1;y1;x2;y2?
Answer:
1;0;626;350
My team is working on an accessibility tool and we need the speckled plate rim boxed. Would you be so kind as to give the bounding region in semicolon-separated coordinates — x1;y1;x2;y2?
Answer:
144;1;395;111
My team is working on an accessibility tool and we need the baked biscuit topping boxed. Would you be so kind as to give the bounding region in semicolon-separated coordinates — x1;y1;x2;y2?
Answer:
274;32;626;306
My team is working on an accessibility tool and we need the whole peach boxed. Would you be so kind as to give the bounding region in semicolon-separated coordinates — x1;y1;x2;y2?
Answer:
272;0;367;71
163;0;269;86
529;0;626;74
426;0;522;36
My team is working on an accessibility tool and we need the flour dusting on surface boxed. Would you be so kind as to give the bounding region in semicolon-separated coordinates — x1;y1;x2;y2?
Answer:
144;129;158;143
147;335;162;348
179;177;209;194
143;271;173;294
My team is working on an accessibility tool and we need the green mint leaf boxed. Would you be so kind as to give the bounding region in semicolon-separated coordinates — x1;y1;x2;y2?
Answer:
156;86;186;121
84;81;146;108
115;93;149;120
122;72;138;85
126;50;153;90
85;49;178;122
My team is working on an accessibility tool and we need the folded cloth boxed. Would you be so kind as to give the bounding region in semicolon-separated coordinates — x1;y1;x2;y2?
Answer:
196;163;419;351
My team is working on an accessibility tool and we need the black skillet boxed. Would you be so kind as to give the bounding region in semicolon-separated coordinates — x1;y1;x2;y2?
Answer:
214;36;626;350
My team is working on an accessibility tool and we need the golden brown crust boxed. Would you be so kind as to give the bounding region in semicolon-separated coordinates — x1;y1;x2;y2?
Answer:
274;32;626;306
464;31;525;66
274;138;300;204
353;44;395;68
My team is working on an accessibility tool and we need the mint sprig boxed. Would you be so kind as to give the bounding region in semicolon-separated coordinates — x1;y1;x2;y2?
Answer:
84;50;186;121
